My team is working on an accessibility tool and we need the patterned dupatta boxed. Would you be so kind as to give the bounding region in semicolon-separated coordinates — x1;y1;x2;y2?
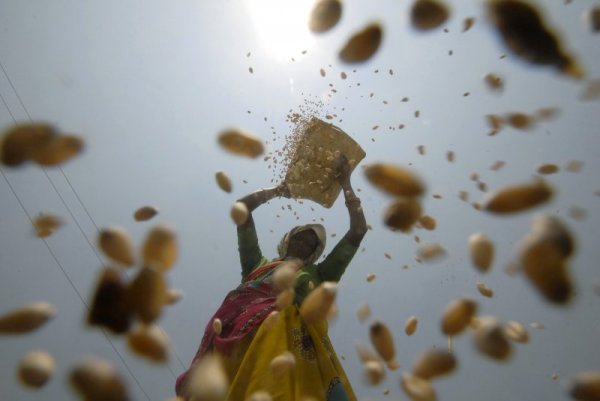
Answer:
176;260;283;395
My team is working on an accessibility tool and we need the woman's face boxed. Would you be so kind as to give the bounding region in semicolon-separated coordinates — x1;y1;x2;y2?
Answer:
285;229;319;261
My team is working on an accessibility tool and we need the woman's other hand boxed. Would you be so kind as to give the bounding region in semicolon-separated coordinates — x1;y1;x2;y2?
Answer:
333;154;354;187
276;182;292;199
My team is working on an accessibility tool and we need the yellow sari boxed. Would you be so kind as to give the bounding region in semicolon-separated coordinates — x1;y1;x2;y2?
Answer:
220;305;356;401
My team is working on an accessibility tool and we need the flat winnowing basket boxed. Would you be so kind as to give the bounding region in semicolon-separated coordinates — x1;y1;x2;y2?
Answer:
284;117;366;208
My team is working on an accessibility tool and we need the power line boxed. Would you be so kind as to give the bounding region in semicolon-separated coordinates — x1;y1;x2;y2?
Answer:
0;166;155;401
0;57;186;374
0;64;179;399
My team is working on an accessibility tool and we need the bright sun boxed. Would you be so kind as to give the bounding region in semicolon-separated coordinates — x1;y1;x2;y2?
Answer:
245;0;316;61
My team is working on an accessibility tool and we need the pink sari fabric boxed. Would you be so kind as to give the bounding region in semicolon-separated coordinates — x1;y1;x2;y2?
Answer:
176;261;282;396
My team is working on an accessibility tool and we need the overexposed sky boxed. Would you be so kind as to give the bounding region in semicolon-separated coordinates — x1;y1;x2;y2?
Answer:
1;1;599;400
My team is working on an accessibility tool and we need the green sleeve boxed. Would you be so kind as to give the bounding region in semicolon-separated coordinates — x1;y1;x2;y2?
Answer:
237;224;264;280
315;237;359;282
293;266;321;305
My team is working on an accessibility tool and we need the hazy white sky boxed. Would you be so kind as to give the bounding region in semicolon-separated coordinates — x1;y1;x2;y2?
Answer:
1;1;599;400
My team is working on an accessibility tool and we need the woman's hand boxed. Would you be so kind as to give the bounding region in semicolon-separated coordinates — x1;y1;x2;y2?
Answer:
276;182;292;199
333;154;353;187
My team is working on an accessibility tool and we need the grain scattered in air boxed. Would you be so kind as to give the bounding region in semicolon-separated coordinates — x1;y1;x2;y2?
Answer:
537;163;559;175
579;79;600;101
405;315;418;336
0;123;55;166
339;23;383;63
468;233;494;273
127;324;169;363
186;354;229;401
410;0;450;31
88;267;131;334
489;160;505;171
0;123;84;167
247;391;272;401
505;112;536;130
215;171;233;193
134;205;159;221
300;282;337;324
341;72;347;79
463;17;476;32
0;302;56;334
370;320;399;370
446;151;455;162
98;226;135;267
441;297;477;335
520;238;572;303
270;351;296;375
417;145;426;155
483;179;553;214
569;206;587;221
476;282;494;298
414;110;420;118
363;360;386;385
412;349;457;380
276;288;295;310
320;68;326;77
18;350;55;388
127;265;167;324
273;261;298;292
230;202;249;226
486;0;584;78
32;214;62;238
165;288;184;305
357;303;371;322
356;343;380;364
262;311;280;330
583;6;600;32
217;129;265;158
484;73;504;91
384;198;423;232
486;114;504;129
308;0;342;33
473;316;512;361
400;372;437;401
211;318;223;335
567;371;600;401
30;135;84;167
248;67;253;74
531;214;575;261
419;215;436;231
384;253;392;260
535;107;559;120
364;163;425;196
70;357;129;401
417;243;446;261
142;224;178;271
530;322;544;329
504;320;529;343
566;160;584;173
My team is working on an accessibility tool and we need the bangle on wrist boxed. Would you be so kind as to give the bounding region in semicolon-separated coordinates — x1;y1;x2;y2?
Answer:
345;196;361;207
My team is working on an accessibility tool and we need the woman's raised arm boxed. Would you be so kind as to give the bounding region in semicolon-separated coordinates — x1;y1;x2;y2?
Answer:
337;158;367;247
236;183;291;277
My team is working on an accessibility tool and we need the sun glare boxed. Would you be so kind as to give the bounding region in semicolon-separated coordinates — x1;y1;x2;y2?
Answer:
246;0;316;61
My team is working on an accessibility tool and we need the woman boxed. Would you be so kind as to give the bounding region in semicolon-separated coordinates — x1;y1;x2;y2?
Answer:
176;157;367;401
